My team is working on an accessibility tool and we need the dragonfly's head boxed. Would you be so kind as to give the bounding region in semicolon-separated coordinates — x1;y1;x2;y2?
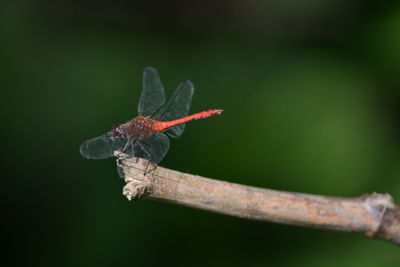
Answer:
111;122;125;137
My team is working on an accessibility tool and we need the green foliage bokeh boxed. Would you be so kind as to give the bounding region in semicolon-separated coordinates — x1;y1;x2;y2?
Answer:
2;1;400;266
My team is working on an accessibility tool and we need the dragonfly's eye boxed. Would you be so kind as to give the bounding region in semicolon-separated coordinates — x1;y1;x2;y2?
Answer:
112;123;124;137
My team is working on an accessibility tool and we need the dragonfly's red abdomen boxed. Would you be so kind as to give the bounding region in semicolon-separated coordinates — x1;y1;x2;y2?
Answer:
154;109;223;132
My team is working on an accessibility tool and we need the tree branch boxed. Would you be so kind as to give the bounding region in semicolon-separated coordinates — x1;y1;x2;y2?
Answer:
116;154;400;246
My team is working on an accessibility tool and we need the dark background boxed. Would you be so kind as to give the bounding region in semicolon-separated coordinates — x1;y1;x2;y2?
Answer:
2;0;400;266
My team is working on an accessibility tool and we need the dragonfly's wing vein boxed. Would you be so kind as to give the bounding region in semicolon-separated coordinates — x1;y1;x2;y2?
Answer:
155;80;194;138
80;132;128;159
134;132;169;164
137;67;166;116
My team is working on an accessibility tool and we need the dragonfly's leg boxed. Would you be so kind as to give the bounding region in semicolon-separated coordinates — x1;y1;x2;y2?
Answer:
132;143;139;163
144;160;150;175
144;162;157;176
123;137;141;161
122;138;131;153
138;142;151;160
137;142;157;175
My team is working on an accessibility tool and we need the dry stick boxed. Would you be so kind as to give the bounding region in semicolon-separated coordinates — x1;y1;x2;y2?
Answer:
116;154;400;246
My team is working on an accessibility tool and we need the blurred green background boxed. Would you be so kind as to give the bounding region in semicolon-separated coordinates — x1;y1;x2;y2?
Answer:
2;0;400;266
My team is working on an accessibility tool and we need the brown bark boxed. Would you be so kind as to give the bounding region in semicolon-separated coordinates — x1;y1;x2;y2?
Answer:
116;154;400;246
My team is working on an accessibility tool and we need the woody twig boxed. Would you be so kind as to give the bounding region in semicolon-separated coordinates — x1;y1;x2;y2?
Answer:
116;154;400;246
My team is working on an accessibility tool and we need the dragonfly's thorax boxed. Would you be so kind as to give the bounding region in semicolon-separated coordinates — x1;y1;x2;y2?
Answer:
115;115;158;139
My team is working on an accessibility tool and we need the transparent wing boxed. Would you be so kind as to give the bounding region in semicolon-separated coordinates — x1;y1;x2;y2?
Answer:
137;67;166;116
80;132;128;159
134;132;169;164
155;80;194;138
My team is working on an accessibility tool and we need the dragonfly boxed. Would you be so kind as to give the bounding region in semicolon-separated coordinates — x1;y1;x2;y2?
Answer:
80;67;223;165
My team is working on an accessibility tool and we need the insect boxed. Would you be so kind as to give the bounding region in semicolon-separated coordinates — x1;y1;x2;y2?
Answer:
80;67;223;164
